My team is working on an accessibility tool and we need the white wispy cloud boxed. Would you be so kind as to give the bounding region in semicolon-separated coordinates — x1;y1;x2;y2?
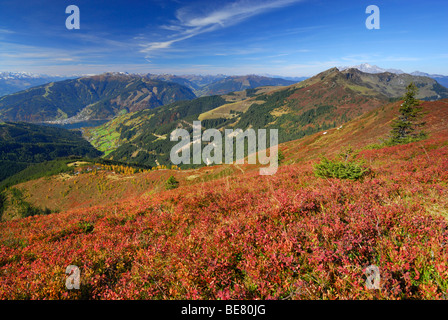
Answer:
0;28;15;34
177;0;299;27
140;0;303;57
0;41;114;72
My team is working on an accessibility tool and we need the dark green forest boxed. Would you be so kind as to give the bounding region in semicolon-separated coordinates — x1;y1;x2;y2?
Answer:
0;122;102;181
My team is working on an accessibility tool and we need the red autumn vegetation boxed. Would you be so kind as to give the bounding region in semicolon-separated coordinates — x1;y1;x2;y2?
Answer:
0;100;448;300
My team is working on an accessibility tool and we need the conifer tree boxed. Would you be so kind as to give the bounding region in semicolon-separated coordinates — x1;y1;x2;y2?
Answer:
389;82;425;144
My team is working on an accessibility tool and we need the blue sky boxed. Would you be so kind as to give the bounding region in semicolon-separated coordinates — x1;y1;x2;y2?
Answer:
0;0;447;77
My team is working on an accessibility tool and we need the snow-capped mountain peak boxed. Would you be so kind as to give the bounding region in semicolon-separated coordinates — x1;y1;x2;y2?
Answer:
339;63;405;74
0;71;52;80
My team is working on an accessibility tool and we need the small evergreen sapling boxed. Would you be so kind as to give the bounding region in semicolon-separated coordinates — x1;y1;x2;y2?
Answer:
313;146;370;180
165;175;179;190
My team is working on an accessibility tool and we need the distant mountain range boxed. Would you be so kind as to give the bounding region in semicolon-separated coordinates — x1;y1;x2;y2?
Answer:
339;63;406;74
144;73;227;94
339;63;448;88
341;67;448;101
193;75;296;96
0;73;197;123
3;65;447;98
0;72;71;97
144;73;296;96
0;73;302;123
0;72;53;80
84;67;448;168
0;71;302;99
1;65;447;127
